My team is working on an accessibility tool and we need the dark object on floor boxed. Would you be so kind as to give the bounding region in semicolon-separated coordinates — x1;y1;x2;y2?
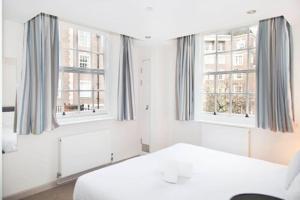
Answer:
231;194;283;200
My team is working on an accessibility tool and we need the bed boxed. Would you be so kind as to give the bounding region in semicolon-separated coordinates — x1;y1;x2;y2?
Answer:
73;143;287;200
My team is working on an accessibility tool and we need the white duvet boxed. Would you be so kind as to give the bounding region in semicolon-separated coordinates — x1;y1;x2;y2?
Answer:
74;143;287;200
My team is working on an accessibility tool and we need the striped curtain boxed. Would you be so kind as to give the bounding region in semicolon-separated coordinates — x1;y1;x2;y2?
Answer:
117;35;135;121
256;16;294;132
175;35;196;121
14;13;60;134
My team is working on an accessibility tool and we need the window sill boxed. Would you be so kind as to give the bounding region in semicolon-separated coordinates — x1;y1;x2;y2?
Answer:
195;113;255;129
57;114;114;126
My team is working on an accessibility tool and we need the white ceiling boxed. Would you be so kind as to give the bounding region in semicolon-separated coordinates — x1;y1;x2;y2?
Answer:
3;0;300;40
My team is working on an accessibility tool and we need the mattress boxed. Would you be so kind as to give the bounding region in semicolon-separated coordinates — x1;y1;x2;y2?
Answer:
74;143;287;200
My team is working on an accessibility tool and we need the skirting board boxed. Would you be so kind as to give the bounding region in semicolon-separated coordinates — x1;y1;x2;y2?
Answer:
3;155;140;200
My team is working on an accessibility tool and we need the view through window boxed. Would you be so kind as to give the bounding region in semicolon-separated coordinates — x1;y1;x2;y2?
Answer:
57;22;106;115
201;25;257;116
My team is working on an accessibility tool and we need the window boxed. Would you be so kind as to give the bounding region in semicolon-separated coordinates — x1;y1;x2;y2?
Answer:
57;22;107;115
233;54;243;66
201;26;257;117
79;53;90;68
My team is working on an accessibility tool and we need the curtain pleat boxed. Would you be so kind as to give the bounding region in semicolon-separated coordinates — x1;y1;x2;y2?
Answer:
256;16;294;132
175;35;195;121
14;13;60;134
117;35;135;121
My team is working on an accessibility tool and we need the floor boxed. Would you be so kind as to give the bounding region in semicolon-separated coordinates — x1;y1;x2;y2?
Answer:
22;181;75;200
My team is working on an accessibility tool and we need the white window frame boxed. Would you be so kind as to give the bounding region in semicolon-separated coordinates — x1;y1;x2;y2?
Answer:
197;25;257;126
57;21;112;121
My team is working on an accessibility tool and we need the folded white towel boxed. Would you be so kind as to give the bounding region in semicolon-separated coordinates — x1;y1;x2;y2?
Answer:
162;160;178;184
161;159;193;184
177;161;193;178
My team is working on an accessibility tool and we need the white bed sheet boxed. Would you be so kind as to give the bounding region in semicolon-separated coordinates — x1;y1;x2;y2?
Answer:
74;143;287;200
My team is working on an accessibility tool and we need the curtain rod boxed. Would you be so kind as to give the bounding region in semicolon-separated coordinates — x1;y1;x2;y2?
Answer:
25;12;140;40
28;12;58;22
170;15;289;40
259;15;284;22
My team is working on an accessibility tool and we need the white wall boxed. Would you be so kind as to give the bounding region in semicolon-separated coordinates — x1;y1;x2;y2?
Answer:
2;20;23;107
3;118;140;197
2;20;141;197
134;40;176;152
1;0;3;198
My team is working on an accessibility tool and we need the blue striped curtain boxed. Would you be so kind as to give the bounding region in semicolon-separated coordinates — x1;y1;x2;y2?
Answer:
176;35;196;121
14;13;60;134
256;16;294;132
117;35;135;121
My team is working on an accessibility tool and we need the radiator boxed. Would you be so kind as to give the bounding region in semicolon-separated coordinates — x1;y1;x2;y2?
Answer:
58;130;111;178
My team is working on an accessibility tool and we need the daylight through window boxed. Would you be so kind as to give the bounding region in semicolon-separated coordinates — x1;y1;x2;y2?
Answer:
201;26;257;116
57;22;106;115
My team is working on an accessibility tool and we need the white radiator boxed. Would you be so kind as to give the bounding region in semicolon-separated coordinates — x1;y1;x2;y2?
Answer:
58;130;111;178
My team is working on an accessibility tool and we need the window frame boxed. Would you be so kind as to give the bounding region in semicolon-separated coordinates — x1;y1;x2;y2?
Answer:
199;25;257;120
57;21;111;119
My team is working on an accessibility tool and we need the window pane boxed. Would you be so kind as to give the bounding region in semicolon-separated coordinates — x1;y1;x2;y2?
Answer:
249;95;256;115
248;72;256;93
232;50;248;70
80;91;93;111
60;22;74;49
57;73;63;112
56;95;63;113
63;72;79;90
91;33;99;53
217;53;231;71
204;54;216;72
78;51;91;68
201;25;257;117
94;91;105;110
80;74;92;90
202;74;215;93
216;95;229;113
202;94;215;112
61;49;74;67
92;74;105;90
63;91;79;112
232;95;246;114
91;54;104;69
217;33;231;52
249;49;256;69
91;34;105;53
232;28;248;50
204;35;216;54
216;74;230;93
231;73;246;93
249;25;258;48
78;30;91;51
99;35;105;54
58;72;63;91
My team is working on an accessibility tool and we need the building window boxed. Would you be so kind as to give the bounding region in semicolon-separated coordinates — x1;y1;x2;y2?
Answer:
233;54;243;66
79;53;90;68
201;26;257;116
57;22;106;115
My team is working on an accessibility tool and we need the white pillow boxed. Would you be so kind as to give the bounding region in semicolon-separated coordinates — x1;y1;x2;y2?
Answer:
286;150;300;189
286;173;300;200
